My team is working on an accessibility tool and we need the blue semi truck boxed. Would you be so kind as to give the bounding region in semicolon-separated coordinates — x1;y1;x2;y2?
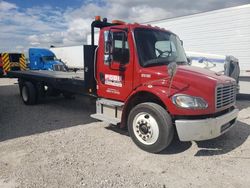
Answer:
28;48;66;71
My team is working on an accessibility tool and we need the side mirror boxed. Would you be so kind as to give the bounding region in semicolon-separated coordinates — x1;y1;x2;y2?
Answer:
104;30;113;64
168;62;177;78
167;62;177;96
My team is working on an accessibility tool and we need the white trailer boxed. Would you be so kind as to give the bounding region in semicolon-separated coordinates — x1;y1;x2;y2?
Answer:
147;4;250;94
88;5;250;72
50;45;85;69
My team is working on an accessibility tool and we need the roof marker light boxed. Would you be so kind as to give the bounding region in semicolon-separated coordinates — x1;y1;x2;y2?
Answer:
95;16;101;21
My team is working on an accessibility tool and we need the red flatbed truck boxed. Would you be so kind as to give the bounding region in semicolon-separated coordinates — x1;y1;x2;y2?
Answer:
8;17;239;153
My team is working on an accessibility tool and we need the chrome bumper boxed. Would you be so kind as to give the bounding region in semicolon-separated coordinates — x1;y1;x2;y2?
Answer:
175;109;239;141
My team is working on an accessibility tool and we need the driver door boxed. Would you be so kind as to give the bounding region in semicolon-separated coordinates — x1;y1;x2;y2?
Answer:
97;30;134;101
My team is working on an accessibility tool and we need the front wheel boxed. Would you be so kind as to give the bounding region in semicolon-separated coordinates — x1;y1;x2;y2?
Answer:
128;102;174;153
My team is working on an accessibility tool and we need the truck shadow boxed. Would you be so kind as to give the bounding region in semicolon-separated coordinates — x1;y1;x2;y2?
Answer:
195;121;250;156
159;137;192;155
2;84;249;156
106;125;193;154
194;100;250;156
106;121;250;156
194;120;250;156
107;100;250;156
0;84;97;142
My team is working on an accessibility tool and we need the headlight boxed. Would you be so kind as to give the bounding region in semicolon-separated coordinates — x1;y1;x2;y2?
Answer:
172;94;208;109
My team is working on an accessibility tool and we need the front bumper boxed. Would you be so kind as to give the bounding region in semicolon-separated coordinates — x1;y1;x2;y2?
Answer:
175;109;239;141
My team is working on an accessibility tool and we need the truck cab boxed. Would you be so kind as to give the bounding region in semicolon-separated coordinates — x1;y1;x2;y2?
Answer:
92;19;238;152
28;48;66;71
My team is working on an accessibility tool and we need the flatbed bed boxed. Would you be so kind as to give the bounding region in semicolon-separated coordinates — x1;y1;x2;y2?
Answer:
8;70;84;80
7;70;93;95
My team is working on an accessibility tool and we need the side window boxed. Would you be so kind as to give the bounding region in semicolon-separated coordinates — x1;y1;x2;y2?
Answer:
113;32;129;63
155;41;176;58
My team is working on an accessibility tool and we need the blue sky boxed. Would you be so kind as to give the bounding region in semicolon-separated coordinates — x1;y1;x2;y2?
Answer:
0;0;249;52
7;0;80;9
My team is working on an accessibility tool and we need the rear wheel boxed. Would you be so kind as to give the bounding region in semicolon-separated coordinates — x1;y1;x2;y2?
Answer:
128;102;174;153
20;81;37;105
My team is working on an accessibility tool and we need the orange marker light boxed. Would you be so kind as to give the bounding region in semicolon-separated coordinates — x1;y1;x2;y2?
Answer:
95;16;101;21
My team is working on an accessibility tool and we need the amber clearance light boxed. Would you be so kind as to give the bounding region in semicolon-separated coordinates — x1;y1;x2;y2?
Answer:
95;16;101;21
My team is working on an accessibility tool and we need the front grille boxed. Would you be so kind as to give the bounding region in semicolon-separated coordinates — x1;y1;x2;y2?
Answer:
216;83;236;109
53;64;65;71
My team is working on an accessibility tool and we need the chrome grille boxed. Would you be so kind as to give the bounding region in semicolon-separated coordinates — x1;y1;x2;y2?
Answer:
216;83;236;109
53;64;65;71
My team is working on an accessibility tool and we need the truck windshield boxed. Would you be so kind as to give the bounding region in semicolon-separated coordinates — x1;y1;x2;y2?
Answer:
9;54;21;62
42;56;56;62
134;28;187;67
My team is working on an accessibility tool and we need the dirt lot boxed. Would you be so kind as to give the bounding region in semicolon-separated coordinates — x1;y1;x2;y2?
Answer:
0;78;250;188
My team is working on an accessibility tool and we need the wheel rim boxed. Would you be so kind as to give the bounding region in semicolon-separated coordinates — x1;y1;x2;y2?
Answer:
132;112;159;145
22;86;28;102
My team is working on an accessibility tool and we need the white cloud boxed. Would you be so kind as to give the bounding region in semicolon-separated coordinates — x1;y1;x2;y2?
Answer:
0;0;17;11
0;0;249;52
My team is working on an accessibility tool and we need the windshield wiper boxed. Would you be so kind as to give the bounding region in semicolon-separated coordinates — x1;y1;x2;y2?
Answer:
176;61;187;65
143;58;171;68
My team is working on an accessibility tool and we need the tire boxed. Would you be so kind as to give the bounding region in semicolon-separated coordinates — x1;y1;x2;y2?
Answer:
20;81;37;105
128;102;174;153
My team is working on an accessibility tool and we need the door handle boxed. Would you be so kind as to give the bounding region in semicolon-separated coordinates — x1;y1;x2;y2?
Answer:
100;72;105;84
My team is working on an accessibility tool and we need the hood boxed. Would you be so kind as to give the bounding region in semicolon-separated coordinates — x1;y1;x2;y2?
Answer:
138;65;236;115
140;65;235;96
45;60;63;66
42;60;64;70
176;65;234;84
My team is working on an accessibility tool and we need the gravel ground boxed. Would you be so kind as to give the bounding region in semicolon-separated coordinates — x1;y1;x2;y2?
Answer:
0;78;250;188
